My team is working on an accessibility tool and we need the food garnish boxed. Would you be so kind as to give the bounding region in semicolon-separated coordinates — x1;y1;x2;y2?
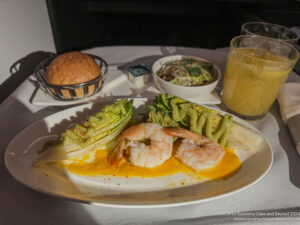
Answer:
147;93;233;147
34;99;133;165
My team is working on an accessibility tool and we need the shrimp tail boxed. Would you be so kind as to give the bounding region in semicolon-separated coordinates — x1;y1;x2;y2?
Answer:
109;139;126;165
163;128;201;141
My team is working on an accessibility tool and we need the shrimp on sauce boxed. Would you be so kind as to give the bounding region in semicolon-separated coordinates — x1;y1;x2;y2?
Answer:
109;123;173;168
163;128;225;171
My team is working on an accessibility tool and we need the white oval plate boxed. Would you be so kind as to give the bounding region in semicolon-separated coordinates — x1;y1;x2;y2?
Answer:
5;98;272;208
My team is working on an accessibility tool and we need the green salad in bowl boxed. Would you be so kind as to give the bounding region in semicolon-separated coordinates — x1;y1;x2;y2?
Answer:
156;58;214;86
152;55;221;100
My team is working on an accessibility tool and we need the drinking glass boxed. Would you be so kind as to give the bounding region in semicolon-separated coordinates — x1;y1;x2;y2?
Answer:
221;35;299;120
241;22;299;45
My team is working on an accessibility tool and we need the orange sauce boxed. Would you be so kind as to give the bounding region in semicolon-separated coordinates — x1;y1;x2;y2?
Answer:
198;148;241;179
66;147;241;180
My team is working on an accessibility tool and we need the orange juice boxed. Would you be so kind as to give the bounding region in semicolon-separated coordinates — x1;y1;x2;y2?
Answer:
222;47;293;118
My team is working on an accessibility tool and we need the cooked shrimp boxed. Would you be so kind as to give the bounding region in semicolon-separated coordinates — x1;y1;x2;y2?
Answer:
163;128;225;171
109;123;173;168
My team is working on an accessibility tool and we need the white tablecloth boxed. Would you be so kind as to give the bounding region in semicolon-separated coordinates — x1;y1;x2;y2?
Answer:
1;46;300;225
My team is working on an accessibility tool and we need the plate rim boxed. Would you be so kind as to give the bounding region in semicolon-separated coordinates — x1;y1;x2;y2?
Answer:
4;98;273;208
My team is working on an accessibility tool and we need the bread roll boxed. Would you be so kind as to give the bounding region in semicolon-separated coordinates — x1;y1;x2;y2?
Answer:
46;51;101;99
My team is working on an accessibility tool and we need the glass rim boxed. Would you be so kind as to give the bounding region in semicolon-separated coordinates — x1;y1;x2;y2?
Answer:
230;35;300;64
241;22;299;42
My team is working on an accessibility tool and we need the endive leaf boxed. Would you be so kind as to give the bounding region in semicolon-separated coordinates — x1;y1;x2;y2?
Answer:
34;99;133;165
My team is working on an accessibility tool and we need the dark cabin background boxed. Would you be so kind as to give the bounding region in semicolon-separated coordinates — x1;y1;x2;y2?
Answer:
46;0;300;53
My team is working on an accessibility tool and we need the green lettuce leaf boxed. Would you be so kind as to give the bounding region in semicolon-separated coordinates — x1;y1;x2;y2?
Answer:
34;99;133;165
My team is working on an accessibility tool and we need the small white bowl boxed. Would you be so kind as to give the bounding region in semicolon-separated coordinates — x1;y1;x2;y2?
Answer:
152;55;221;99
